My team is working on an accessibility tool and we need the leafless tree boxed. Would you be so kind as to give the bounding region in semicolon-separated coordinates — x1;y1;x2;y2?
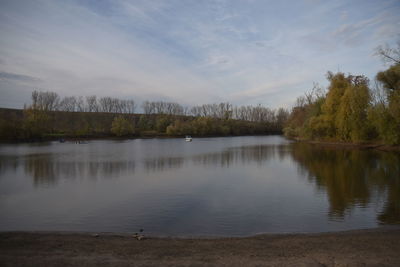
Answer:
190;106;202;117
30;90;60;111
126;100;136;114
142;101;154;114
99;97;113;113
59;96;77;112
276;108;289;126
375;41;400;65
370;79;389;106
76;96;85;112
86;95;98;112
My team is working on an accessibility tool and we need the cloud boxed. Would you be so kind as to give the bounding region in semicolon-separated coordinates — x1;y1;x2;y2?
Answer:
0;0;223;106
331;11;396;46
0;0;399;109
230;71;314;105
340;11;348;21
0;72;41;83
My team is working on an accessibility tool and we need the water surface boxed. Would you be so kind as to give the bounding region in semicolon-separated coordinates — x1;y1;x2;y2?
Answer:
0;136;399;236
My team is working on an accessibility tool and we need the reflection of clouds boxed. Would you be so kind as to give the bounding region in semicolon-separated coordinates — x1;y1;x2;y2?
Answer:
0;156;19;176
2;141;399;227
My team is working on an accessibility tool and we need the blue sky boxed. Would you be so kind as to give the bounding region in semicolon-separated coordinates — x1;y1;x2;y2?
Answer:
0;0;399;109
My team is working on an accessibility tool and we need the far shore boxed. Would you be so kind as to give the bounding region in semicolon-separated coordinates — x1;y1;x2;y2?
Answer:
0;133;282;144
1;227;400;266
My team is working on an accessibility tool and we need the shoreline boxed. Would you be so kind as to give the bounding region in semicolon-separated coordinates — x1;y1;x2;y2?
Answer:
0;133;282;144
292;138;400;152
2;227;400;266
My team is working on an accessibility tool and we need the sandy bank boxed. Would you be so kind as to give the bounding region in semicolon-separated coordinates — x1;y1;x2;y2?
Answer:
1;227;400;266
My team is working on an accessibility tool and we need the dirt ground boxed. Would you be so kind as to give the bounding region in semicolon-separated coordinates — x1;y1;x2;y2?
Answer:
1;227;400;266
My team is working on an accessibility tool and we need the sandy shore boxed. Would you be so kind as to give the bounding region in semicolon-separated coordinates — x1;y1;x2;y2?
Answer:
1;227;400;266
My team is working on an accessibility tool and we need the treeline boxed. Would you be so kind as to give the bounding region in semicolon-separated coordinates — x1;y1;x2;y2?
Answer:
29;92;137;113
26;90;288;123
284;42;400;145
0;93;288;141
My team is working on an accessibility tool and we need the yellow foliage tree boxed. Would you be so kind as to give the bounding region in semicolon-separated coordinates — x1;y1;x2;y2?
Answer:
111;116;134;137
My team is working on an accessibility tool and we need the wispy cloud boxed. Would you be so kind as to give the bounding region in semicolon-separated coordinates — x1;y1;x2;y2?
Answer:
0;72;41;83
0;0;399;109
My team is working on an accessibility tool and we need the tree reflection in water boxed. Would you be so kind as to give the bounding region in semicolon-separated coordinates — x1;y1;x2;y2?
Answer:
143;157;184;173
23;155;136;186
290;143;400;224
4;140;399;226
191;144;289;167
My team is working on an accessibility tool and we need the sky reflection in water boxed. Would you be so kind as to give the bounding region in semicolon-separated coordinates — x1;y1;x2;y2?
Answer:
0;136;399;236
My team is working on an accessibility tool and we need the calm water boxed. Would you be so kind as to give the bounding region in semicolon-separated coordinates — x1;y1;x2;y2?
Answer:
0;136;399;236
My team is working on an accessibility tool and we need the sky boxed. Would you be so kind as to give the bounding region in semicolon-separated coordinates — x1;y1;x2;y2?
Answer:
0;0;399;110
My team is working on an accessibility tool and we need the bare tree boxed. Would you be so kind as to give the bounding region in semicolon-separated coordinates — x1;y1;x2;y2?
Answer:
371;79;389;106
99;97;113;113
26;90;287;126
183;106;190;116
190;106;202;117
126;100;136;114
76;96;85;112
86;95;98;112
276;108;289;126
30;90;60;111
142;101;154;114
375;41;400;65
59;96;77;112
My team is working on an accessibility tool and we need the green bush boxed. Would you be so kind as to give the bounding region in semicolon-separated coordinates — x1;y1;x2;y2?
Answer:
111;116;134;137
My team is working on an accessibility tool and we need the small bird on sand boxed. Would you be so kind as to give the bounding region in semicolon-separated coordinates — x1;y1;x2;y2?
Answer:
133;229;145;240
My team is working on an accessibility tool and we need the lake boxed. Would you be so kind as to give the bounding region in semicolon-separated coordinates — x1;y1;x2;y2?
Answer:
0;136;399;236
